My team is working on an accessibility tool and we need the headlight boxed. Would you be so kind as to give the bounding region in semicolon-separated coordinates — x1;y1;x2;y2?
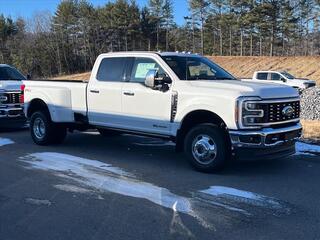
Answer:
236;97;265;129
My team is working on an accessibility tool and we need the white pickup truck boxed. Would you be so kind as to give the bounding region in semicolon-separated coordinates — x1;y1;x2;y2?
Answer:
243;71;316;91
0;64;26;128
23;52;302;172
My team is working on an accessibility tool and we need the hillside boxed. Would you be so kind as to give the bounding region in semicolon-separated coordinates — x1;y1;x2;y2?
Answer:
209;56;320;84
53;56;320;84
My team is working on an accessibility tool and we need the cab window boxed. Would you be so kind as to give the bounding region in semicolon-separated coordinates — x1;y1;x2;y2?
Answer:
130;58;165;83
256;72;268;80
96;57;126;82
270;73;281;80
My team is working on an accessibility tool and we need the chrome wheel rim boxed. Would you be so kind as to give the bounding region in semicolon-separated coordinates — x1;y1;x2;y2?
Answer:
33;118;46;139
192;135;217;165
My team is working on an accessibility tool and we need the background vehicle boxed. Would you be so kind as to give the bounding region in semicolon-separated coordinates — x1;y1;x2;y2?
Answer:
23;52;302;172
243;71;316;91
0;64;26;128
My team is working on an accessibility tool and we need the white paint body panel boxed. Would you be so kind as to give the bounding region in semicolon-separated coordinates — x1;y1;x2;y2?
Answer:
23;81;87;122
23;52;300;136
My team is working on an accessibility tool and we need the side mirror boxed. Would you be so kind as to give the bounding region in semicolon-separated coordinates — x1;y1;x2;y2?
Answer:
26;74;31;80
281;77;286;82
145;69;158;89
145;69;172;90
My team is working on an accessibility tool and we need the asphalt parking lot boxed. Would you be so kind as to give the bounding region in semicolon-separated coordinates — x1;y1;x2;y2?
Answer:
1;129;320;240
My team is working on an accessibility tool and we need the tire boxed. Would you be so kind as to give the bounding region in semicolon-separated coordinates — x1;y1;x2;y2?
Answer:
30;111;67;145
184;123;228;172
97;128;121;137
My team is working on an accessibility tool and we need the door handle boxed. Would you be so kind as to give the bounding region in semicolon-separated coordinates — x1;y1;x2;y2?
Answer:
123;91;135;96
90;89;100;94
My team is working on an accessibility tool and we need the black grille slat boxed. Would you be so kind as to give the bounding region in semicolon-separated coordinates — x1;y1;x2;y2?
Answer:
260;101;300;123
1;93;21;104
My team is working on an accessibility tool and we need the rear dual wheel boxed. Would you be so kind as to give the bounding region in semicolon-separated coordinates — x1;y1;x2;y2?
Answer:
30;111;67;145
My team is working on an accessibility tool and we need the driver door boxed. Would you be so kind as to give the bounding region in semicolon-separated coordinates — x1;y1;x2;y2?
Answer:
121;57;172;135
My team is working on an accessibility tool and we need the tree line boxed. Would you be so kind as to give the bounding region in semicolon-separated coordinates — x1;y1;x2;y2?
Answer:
0;0;319;78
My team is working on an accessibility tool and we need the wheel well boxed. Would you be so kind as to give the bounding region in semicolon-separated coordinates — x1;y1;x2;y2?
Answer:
176;110;230;152
27;99;50;118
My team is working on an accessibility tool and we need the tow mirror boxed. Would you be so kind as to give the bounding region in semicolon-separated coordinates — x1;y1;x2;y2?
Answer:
145;69;158;89
145;69;172;89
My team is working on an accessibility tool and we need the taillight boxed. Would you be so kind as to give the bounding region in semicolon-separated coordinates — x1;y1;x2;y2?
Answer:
20;84;25;103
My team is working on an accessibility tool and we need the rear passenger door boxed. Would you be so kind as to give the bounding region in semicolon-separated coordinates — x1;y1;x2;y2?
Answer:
87;57;128;127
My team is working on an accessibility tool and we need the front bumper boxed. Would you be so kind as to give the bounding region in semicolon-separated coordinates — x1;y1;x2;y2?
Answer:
0;105;26;128
229;123;302;160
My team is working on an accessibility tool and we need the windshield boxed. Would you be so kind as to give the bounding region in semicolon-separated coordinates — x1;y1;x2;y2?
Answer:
161;56;236;81
280;71;295;80
0;66;26;81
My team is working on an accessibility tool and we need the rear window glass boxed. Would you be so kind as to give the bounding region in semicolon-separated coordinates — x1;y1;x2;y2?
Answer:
0;66;25;81
96;58;126;82
257;73;268;80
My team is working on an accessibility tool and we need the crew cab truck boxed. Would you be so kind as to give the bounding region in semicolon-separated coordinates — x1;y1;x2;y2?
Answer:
243;71;316;92
23;52;302;172
0;64;26;128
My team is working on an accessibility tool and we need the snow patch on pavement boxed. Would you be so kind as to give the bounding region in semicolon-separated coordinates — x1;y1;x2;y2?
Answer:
0;138;14;147
295;142;320;156
20;152;191;214
25;198;52;206
199;186;283;210
19;152;291;229
54;184;96;194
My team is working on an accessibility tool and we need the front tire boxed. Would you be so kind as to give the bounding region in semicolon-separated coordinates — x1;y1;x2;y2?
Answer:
30;111;66;145
184;123;228;172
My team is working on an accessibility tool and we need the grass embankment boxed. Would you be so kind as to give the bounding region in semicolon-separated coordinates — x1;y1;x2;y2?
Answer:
301;120;320;143
210;56;320;85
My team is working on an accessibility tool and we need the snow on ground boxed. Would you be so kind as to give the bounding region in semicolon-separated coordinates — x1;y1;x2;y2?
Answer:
19;151;291;229
0;138;14;147
19;152;192;214
199;186;282;210
295;142;320;156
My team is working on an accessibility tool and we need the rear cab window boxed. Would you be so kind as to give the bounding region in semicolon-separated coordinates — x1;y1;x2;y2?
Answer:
256;72;268;80
96;57;127;82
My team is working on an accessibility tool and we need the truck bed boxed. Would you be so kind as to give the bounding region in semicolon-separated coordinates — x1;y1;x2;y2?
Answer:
23;80;88;123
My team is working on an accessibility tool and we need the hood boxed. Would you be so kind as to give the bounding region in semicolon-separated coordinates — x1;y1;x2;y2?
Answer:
293;78;316;83
189;79;299;99
0;80;22;91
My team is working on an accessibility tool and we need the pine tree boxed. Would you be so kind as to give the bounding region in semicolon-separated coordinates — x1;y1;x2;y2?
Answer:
189;0;210;54
148;0;164;50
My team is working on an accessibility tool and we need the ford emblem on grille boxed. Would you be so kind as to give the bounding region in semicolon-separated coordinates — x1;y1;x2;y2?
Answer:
282;106;294;117
0;96;8;102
